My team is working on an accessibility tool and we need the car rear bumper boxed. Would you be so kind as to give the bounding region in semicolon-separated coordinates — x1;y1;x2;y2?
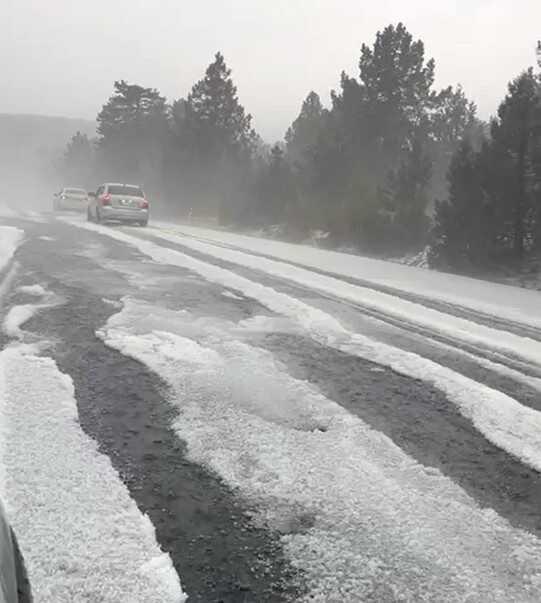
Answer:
100;206;149;222
58;199;88;211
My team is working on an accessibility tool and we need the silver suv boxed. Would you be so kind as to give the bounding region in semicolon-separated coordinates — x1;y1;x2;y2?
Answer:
87;183;149;226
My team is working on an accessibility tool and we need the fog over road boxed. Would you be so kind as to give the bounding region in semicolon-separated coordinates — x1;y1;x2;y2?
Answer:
2;211;541;602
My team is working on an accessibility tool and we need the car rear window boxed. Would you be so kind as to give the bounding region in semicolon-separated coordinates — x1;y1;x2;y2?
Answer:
65;188;87;195
108;185;144;197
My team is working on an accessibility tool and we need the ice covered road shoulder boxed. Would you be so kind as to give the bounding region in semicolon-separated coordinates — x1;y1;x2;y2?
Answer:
2;213;541;602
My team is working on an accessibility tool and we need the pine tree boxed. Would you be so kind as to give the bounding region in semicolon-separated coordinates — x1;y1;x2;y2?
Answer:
428;85;481;207
431;70;541;271
491;69;540;259
170;53;257;222
359;22;436;166
96;80;168;187
285;92;325;164
61;131;94;188
97;81;168;140
387;135;432;249
532;77;541;251
184;52;256;159
254;144;297;225
430;140;490;269
325;23;439;249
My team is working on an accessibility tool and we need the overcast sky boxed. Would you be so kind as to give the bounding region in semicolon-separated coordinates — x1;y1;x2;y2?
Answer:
2;0;541;141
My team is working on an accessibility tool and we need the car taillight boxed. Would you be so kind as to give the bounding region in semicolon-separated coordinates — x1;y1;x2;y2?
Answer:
140;199;149;209
100;193;111;206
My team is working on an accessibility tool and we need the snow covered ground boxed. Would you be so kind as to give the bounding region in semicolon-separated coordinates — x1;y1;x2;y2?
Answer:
98;297;541;602
0;344;185;602
0;226;24;273
0;205;48;222
0;276;185;601
53;217;541;599
154;221;541;328
147;228;541;367
0;226;24;307
2;285;59;338
0;206;19;219
65;219;541;473
2;305;42;338
5;213;541;600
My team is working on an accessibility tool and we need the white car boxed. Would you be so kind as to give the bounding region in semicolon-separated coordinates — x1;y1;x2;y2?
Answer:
53;187;89;212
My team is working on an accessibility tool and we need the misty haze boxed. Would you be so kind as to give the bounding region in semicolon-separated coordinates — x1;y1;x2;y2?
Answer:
1;2;541;602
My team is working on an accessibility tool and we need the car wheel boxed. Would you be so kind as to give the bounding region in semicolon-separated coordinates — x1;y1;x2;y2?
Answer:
140;220;148;227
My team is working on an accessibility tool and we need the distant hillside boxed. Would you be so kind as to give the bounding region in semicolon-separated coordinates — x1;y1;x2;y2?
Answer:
0;114;96;207
0;113;96;156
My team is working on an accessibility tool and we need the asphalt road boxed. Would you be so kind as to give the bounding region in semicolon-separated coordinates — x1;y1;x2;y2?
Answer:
2;212;541;602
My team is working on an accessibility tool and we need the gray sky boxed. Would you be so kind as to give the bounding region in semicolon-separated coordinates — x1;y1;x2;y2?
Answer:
2;0;541;141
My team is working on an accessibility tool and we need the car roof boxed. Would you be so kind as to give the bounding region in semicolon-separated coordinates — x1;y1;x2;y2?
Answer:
104;182;142;188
